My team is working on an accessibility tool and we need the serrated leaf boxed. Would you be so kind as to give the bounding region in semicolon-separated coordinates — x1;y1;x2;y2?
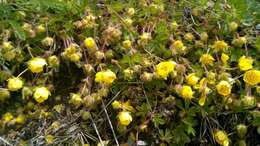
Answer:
8;20;26;40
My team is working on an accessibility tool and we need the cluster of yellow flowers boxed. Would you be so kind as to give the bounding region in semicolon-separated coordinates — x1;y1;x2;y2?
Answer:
112;100;134;126
5;56;51;104
62;43;82;62
2;112;25;125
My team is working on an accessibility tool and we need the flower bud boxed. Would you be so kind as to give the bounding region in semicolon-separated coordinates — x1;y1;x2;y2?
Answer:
28;29;36;38
69;93;82;106
83;64;94;75
184;33;194;42
171;21;178;30
48;55;59;67
124;18;133;26
122;40;132;49
22;23;32;32
98;88;109;98
82;111;91;120
132;65;142;73
7;77;24;91
105;49;114;59
200;32;208;42
241;96;256;109
2;41;13;50
237;140;246;146
229;21;238;31
0;88;10;101
127;8;135;16
124;68;134;80
232;37;247;47
140;72;154;82
41;37;54;47
22;86;33;99
36;24;46;33
95;51;105;61
236;124;247;138
195;41;204;48
3;50;16;61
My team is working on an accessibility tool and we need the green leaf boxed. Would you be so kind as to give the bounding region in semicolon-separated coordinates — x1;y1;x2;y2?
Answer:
159;129;173;143
136;103;151;117
152;113;166;127
119;53;142;68
186;126;196;136
8;20;26;40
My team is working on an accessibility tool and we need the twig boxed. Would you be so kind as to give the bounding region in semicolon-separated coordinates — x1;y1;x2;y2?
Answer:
90;114;104;146
0;136;12;146
102;100;119;146
17;68;28;78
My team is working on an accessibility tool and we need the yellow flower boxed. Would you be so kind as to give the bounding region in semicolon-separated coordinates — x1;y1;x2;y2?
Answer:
7;77;24;91
15;114;25;124
243;70;260;86
27;57;47;73
221;53;229;64
186;73;199;86
180;85;194;100
214;129;229;146
112;100;121;109
84;37;96;49
95;70;116;84
155;61;176;79
213;40;228;51
238;56;253;71
3;112;13;122
33;87;51;103
118;111;132;126
200;54;215;66
216;81;232;96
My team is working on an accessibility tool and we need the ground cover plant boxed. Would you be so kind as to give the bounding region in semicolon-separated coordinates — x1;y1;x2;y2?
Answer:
0;0;260;145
